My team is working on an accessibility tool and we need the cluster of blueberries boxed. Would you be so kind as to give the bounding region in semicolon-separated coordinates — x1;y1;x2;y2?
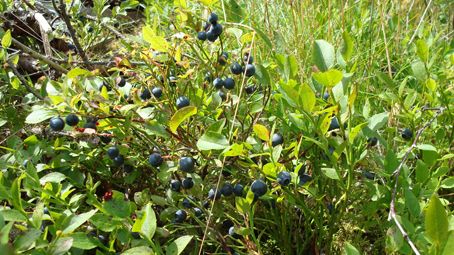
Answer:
197;13;223;42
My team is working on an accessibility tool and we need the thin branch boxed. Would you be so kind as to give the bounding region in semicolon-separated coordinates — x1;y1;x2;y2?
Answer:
6;59;44;100
52;0;90;67
11;37;68;73
388;107;445;255
408;0;433;45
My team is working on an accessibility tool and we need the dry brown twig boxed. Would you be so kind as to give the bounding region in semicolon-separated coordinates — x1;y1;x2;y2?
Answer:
388;106;445;255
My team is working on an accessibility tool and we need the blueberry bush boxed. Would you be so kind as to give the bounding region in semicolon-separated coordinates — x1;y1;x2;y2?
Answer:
0;0;453;254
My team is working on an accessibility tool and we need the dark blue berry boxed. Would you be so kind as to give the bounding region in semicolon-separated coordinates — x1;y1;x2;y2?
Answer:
221;183;234;196
245;85;256;94
176;96;190;109
175;209;187;223
230;62;243;75
152;87;163;98
277;171;291;186
328;117;340;131
179;157;195;173
193;207;203;218
113;155;125;166
49;117;65;131
148;153;163;167
402;128;413;141
206;30;218;42
197;31;207;41
65;114;79;126
251;180;267;197
298;174;312;185
271;133;284;147
217;90;226;101
367;137;378;147
213;78;224;89
208;188;221;200
140;88;152;100
245;64;255;77
208;13;218;24
233;184;243;196
182;177;194;189
116;76;126;87
210;23;223;36
224;78;235;90
170;180;181;192
107;146;120;159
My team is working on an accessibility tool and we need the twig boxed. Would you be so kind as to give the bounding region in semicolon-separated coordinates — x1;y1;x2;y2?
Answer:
34;13;53;57
388;107;445;255
11;37;68;73
408;0;433;45
6;59;44;100
52;0;90;67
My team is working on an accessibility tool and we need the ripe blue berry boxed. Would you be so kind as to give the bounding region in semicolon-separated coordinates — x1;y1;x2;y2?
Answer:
251;180;267;197
206;30;218;42
174;209;187;223
49;117;65;131
197;31;207;41
271;133;284;147
113;155;124;166
208;188;221;200
233;184;244;196
245;85;256;94
176;96;190;109
84;121;97;130
367;137;378;147
65;114;79;126
218;52;228;65
107;147;120;159
230;62;243;75
217;90;226;101
208;13;218;24
179;157;195;173
148;153;163;167
182;177;194;189
182;197;193;208
221;183;234;196
298;174;312;186
170;180;181;192
402;128;413;141
277;171;291;186
328;117;340;131
152;87;162;98
224;78;235;90
210;23;223;36
193;207;203;218
244;64;255;77
116;76;126;87
213;78;224;89
140;88;151;100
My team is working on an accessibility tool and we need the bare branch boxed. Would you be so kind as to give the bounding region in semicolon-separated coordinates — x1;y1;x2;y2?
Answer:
6;59;44;100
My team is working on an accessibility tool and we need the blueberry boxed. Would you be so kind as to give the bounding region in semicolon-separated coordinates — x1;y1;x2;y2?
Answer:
107;146;119;159
277;171;291;186
116;76;126;87
228;226;240;239
221;183;234;196
224;78;235;90
182;177;194;189
170;180;181;192
113;155;125;166
84;121;97;130
207;188;221;200
202;200;210;209
204;72;213;82
179;157;195;173
213;78;224;89
182;197;193;208
193;207;203;218
98;234;108;246
49;117;65;131
402;128;413;141
323;91;330;100
67;43;76;51
230;62;243;75
197;31;207;41
363;171;376;180
100;133;112;144
298;174;312;185
208;13;218;24
251;180;267;197
148;153;163;167
243;54;253;64
87;26;94;33
244;64;255;77
210;23;223;36
245;85;256;94
65;114;79;126
176;96;190;109
233;184;243;196
175;209;187;223
124;164;134;173
140;88;152;100
328;117;340;131
169;76;177;84
131;232;141;239
367;137;378;147
271;133;284;147
217;90;226;101
218;52;228;65
206;30;218;42
43;207;49;215
152;87;163;98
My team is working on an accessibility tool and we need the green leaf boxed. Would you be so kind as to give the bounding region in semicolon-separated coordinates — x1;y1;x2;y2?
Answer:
349;122;367;144
341;31;354;62
255;64;271;85
62;209;97;234
165;235;193;255
11;175;25;214
415;39;429;63
122;246;154;255
299;83;316;112
263;163;278;178
25;109;56;124
425;78;437;92
71;232;97;250
441;177;454;189
40;172;66;185
132;203;157;240
14;228;41;251
235;197;250;214
404;188;420;218
225;0;243;23
0;209;27;222
48;237;73;255
197;131;229;151
321;168;340;180
103;192;134;218
313;40;335;71
425;195;448;246
67;68;91;79
376;71;395;87
411;61;427;82
89;213;116;232
441;231;454;255
223;143;245;157
143;26;169;53
169;106;197;133
367;112;388;131
1;30;11;48
254;26;272;50
312;69;343;88
253;124;269;141
343;242;360;255
415;160;429;183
